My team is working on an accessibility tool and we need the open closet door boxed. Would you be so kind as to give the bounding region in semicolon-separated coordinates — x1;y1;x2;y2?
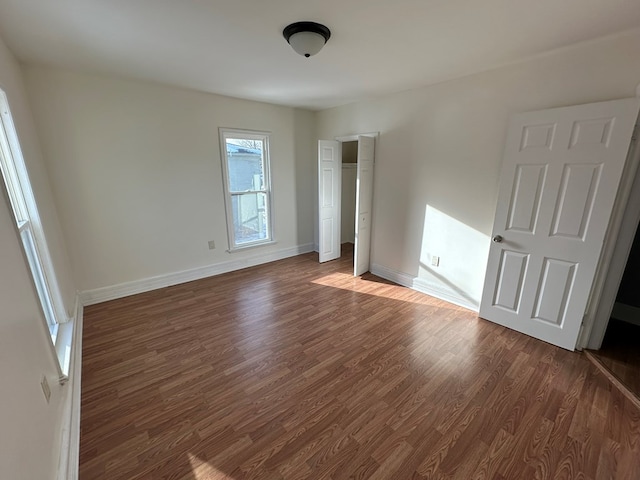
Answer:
318;140;342;263
354;135;375;276
479;98;640;350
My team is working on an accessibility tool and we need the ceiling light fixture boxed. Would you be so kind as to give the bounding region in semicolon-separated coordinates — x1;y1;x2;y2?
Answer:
283;21;331;58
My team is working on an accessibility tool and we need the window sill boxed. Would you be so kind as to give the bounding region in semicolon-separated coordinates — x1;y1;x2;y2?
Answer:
227;240;276;253
54;320;74;381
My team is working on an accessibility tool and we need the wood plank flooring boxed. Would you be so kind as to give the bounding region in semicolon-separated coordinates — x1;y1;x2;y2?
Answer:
80;246;640;479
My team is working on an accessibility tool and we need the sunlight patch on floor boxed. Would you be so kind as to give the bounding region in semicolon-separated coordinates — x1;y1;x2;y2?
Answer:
312;271;442;306
188;453;235;480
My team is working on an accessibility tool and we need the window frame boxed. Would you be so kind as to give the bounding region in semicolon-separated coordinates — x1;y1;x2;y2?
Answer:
0;90;69;377
219;128;274;251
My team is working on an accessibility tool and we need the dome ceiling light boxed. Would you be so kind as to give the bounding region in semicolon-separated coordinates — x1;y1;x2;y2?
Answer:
283;22;331;58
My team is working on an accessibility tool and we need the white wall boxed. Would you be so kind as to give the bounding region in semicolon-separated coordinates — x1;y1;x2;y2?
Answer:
24;68;316;293
317;28;640;309
0;36;68;480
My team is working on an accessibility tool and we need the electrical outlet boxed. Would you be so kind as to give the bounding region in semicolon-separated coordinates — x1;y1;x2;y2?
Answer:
208;240;216;250
431;256;440;267
41;375;51;403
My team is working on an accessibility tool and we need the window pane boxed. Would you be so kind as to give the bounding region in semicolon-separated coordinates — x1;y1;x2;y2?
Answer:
231;192;269;244
225;139;265;192
20;224;57;333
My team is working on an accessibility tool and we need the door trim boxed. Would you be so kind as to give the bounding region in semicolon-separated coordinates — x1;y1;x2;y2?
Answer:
335;132;379;142
581;123;640;349
314;133;378;253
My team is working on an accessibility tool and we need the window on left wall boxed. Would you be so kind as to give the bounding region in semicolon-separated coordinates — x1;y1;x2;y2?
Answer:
219;128;274;250
0;89;68;376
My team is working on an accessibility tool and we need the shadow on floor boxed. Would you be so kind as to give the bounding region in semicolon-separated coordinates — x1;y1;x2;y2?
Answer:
588;318;640;400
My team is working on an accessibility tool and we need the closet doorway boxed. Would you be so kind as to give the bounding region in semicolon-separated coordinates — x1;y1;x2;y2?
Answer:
318;133;377;276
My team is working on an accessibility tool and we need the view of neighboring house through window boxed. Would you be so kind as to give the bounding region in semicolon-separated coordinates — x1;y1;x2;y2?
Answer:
0;90;63;345
219;129;273;249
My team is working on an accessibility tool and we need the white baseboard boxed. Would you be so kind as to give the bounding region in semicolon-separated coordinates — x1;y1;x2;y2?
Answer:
57;296;83;480
370;263;479;312
80;243;315;305
611;302;640;327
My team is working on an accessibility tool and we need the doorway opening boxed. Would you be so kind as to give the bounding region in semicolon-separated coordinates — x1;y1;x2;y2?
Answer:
581;113;640;405
588;214;640;401
318;133;376;276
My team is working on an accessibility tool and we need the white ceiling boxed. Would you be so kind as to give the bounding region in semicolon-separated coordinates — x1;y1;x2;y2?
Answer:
0;0;639;110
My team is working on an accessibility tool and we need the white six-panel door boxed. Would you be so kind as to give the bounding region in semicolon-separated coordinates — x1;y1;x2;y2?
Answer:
318;140;342;263
479;98;640;350
354;136;375;276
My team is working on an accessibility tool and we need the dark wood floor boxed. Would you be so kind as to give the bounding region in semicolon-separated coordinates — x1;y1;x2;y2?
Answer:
80;247;640;479
588;319;640;403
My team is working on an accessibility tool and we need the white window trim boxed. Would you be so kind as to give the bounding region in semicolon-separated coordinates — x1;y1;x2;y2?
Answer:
0;90;70;379
219;128;274;251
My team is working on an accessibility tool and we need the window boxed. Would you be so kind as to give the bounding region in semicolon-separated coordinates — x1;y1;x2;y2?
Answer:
0;90;69;375
219;129;273;250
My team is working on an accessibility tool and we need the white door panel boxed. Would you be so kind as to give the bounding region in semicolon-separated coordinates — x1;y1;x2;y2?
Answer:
318;140;341;263
480;98;640;350
354;136;375;276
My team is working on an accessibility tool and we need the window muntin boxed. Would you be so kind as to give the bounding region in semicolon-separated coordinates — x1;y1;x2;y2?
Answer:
219;129;273;249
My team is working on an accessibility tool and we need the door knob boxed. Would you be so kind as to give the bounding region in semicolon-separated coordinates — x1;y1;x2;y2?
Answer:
492;235;503;243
